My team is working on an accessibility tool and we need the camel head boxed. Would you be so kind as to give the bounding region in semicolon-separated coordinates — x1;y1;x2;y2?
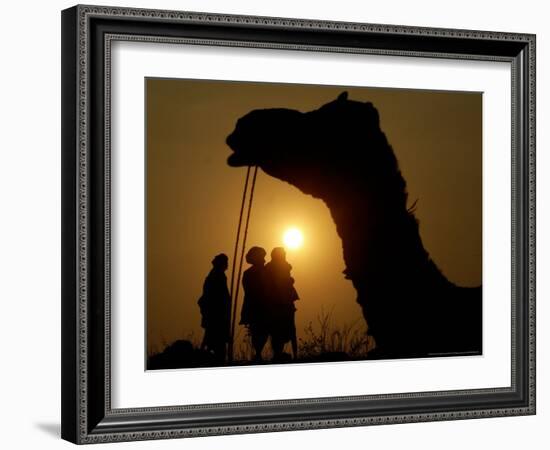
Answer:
226;92;398;201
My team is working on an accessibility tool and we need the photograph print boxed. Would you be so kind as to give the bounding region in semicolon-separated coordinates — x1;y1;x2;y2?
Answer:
146;79;482;370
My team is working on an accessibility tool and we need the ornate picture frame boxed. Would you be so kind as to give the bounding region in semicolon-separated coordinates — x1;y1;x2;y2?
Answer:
61;4;535;444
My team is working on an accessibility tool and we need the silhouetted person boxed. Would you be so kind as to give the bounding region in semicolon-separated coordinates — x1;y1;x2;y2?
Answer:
239;246;269;362
264;247;299;361
198;253;231;364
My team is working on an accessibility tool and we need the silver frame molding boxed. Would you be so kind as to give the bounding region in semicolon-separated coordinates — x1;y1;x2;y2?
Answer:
61;4;536;444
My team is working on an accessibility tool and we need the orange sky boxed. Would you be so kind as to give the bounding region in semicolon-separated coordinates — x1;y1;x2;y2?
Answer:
146;78;481;356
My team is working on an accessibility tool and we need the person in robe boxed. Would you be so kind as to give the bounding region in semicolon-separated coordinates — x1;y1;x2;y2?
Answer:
197;253;231;363
264;247;299;361
239;246;270;362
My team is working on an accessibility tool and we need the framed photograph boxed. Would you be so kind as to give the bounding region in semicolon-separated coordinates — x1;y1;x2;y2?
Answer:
61;4;536;444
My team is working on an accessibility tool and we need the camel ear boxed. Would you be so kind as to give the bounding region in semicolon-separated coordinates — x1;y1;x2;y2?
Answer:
337;91;348;102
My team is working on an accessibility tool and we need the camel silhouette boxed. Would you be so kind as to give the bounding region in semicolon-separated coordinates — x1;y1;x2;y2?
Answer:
226;92;482;359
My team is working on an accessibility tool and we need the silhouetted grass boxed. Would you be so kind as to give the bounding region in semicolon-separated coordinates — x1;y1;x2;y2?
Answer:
148;309;376;369
298;308;375;361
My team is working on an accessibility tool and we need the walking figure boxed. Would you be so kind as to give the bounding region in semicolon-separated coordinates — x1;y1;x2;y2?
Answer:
239;246;270;362
264;247;299;361
198;254;231;364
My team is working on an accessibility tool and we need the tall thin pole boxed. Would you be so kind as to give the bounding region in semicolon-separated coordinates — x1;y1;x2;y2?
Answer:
227;167;251;363
229;166;259;362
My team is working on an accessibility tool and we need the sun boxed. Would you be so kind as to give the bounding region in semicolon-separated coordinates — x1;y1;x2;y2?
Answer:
283;227;304;250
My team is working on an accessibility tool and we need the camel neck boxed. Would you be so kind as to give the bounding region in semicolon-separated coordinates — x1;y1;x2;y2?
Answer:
325;193;450;290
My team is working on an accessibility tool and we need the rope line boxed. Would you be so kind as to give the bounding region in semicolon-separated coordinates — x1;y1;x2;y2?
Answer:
228;166;259;362
229;166;251;311
227;167;251;362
